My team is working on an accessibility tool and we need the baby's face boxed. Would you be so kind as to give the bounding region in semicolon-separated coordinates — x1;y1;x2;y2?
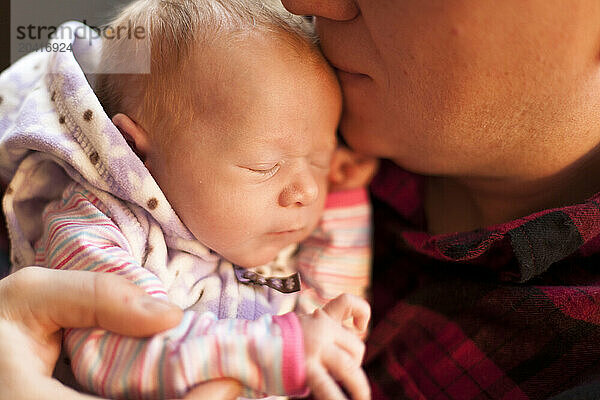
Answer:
146;35;341;268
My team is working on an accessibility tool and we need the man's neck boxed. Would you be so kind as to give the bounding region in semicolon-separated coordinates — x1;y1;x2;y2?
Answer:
424;147;600;235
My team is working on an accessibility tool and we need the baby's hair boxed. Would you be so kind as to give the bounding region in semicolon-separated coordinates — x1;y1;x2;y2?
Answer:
94;0;319;144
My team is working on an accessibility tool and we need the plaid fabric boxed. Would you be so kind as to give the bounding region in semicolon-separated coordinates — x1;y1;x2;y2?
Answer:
365;160;600;400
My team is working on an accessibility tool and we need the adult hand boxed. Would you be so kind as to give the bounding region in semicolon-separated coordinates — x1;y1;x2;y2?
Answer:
298;294;371;400
180;379;242;400
0;267;185;399
328;147;379;192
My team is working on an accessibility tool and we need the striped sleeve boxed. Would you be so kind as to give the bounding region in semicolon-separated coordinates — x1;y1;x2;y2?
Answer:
35;184;307;399
296;188;372;314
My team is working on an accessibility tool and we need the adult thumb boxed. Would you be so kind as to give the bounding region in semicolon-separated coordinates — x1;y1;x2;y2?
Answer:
179;379;242;400
0;267;183;337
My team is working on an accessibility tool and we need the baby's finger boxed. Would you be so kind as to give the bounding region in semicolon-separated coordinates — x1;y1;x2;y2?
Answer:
322;294;371;332
333;325;366;363
323;350;371;400
306;362;348;400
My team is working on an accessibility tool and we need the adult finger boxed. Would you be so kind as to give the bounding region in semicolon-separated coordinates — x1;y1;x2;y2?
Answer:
0;267;182;337
322;294;371;332
323;349;371;400
306;362;348;400
179;379;242;400
5;377;109;400
327;148;379;191
40;380;108;399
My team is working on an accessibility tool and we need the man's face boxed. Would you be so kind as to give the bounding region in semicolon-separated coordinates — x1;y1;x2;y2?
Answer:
147;35;340;268
282;0;600;179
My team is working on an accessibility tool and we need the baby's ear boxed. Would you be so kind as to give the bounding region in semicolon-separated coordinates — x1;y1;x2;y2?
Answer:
112;113;151;161
328;147;379;192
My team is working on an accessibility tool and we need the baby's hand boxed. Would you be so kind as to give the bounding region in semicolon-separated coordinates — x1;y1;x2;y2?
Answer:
297;294;371;400
328;147;379;192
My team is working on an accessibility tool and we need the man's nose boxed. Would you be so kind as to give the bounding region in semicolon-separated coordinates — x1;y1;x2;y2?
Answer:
278;174;319;208
281;0;359;21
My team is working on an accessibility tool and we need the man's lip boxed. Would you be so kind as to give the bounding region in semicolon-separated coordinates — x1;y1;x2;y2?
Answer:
328;60;370;78
331;66;371;84
334;68;371;84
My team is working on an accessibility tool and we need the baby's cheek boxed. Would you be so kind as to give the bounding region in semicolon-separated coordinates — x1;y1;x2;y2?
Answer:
304;208;324;238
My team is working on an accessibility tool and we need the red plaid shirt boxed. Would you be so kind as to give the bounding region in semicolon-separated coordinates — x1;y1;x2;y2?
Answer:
365;160;600;400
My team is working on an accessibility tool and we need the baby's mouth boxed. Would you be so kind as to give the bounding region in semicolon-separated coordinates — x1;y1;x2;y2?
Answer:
269;227;304;236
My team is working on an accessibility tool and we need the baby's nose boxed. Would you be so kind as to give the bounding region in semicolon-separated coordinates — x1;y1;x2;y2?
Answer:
278;174;319;207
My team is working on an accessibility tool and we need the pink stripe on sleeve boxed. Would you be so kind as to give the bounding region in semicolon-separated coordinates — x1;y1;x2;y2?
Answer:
272;312;308;396
325;188;369;209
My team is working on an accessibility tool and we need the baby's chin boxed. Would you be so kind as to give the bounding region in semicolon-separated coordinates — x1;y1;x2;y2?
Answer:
227;252;281;269
221;241;299;269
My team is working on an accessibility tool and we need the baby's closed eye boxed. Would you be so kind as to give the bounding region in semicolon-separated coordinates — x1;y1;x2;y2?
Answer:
310;153;333;171
240;163;281;179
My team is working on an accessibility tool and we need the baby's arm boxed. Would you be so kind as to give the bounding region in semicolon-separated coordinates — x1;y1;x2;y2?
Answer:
297;146;377;309
36;184;305;399
296;187;372;314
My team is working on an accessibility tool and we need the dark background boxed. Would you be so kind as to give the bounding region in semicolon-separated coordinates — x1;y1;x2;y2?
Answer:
1;0;9;72
1;0;132;72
